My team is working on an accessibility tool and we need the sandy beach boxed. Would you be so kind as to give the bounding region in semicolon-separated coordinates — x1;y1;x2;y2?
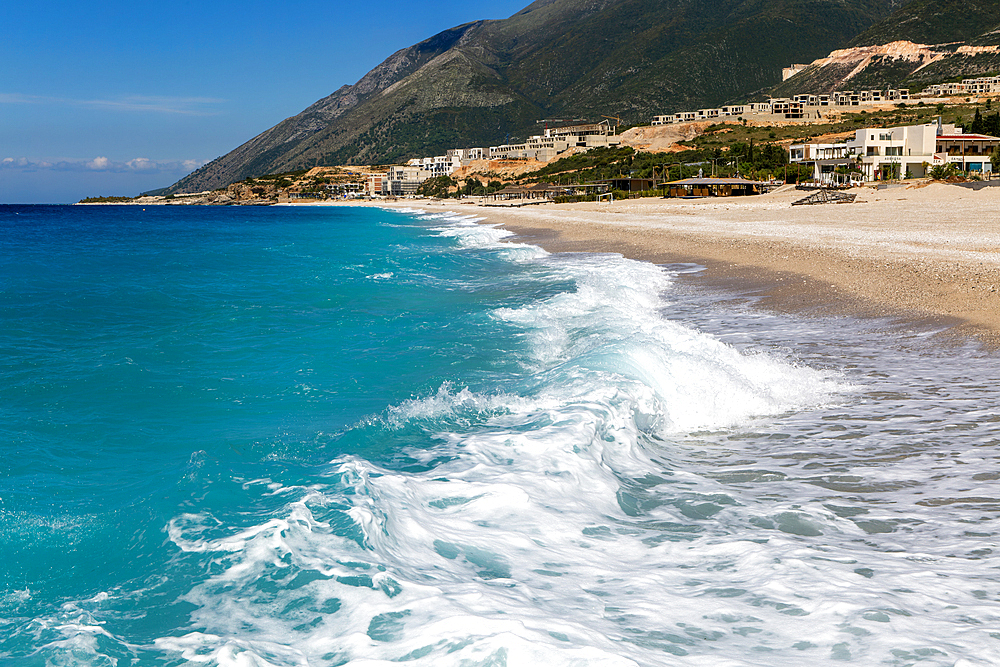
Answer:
373;183;1000;345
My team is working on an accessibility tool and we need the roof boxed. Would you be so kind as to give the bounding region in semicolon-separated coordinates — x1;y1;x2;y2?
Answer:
665;177;763;186
937;134;1000;141
598;177;656;182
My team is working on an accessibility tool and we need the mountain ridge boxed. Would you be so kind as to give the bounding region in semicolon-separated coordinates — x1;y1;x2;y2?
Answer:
168;0;914;194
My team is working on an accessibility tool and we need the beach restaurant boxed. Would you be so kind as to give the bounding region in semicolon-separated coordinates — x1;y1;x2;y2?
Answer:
663;177;763;198
486;182;571;202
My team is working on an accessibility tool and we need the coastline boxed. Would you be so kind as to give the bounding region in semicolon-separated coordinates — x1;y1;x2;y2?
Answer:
358;183;1000;346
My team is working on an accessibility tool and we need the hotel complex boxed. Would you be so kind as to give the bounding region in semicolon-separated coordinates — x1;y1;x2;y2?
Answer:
789;122;1000;183
652;89;910;125
368;122;622;196
354;73;1000;197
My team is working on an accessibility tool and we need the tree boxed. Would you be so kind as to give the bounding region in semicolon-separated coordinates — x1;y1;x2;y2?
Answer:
462;177;484;196
991;147;1000;174
984;112;1000;137
416;175;457;198
930;163;958;180
971;109;984;135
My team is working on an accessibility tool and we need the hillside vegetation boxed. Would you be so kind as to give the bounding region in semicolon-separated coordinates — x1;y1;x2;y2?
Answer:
770;0;1000;96
167;0;901;194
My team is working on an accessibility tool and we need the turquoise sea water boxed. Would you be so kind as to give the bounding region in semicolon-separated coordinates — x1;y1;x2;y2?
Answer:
2;203;999;666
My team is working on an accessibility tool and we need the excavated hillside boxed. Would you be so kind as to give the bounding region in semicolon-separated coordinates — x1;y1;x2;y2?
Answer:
771;0;1000;96
770;40;1000;96
167;0;903;194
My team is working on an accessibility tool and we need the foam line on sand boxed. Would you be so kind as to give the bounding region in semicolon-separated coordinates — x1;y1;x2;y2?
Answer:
392;183;1000;345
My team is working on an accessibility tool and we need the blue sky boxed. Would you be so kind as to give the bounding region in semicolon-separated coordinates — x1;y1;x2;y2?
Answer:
0;0;530;203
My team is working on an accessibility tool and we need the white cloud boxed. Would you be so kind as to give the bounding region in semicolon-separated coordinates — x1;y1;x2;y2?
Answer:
126;158;156;170
0;93;224;116
0;156;209;174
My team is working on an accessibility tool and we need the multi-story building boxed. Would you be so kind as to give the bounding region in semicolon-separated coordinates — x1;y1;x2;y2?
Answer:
769;98;806;119
932;129;1000;174
447;147;485;163
788;142;855;184
790;122;999;182
489;123;621;160
923;77;1000;97
848;123;963;180
365;173;387;197
385;165;431;196
651;88;913;127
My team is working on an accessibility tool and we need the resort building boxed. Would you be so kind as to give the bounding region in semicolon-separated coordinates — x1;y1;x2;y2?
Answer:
651;89;909;126
407;154;463;177
922;76;1000;97
384;165;432;196
789;121;999;182
489;122;621;160
931;130;1000;173
447;147;485;163
366;173;387;197
847;122;1000;180
788;142;855;184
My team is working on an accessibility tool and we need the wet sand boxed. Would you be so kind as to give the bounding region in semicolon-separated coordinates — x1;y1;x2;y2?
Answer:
388;183;1000;345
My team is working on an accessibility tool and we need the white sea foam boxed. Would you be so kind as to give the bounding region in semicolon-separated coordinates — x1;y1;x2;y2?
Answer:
152;222;881;666
494;252;839;432
150;214;1000;667
427;213;549;260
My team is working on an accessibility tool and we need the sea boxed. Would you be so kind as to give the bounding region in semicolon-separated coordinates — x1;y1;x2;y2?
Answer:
1;203;999;667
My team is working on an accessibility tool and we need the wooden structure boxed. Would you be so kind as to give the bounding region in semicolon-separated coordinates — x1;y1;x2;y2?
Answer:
791;189;857;206
600;178;656;193
662;177;763;198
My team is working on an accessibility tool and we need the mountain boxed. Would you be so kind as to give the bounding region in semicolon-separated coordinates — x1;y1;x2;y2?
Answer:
769;0;1000;96
847;0;1000;47
169;0;905;194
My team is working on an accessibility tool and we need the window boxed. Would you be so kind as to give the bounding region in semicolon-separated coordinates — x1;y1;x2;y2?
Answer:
885;147;902;156
867;147;879;156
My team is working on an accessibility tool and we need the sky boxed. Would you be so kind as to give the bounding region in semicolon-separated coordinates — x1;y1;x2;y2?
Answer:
0;0;530;203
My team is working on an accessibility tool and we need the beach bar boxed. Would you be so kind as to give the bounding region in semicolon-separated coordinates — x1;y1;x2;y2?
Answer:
662;177;763;198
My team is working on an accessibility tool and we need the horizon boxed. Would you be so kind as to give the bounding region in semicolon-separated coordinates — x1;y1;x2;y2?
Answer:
0;0;527;204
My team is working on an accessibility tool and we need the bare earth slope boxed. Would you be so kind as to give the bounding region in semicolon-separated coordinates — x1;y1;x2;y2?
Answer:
772;0;1000;95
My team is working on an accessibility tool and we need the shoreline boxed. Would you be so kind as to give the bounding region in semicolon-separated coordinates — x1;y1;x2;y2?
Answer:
358;184;1000;346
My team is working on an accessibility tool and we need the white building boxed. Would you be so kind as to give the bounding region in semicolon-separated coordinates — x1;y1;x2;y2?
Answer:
923;76;1000;97
790;122;999;182
651;88;910;127
447;147;485;163
406;155;462;177
489;123;621;160
385;165;432;196
788;142;855;184
849;122;1000;180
